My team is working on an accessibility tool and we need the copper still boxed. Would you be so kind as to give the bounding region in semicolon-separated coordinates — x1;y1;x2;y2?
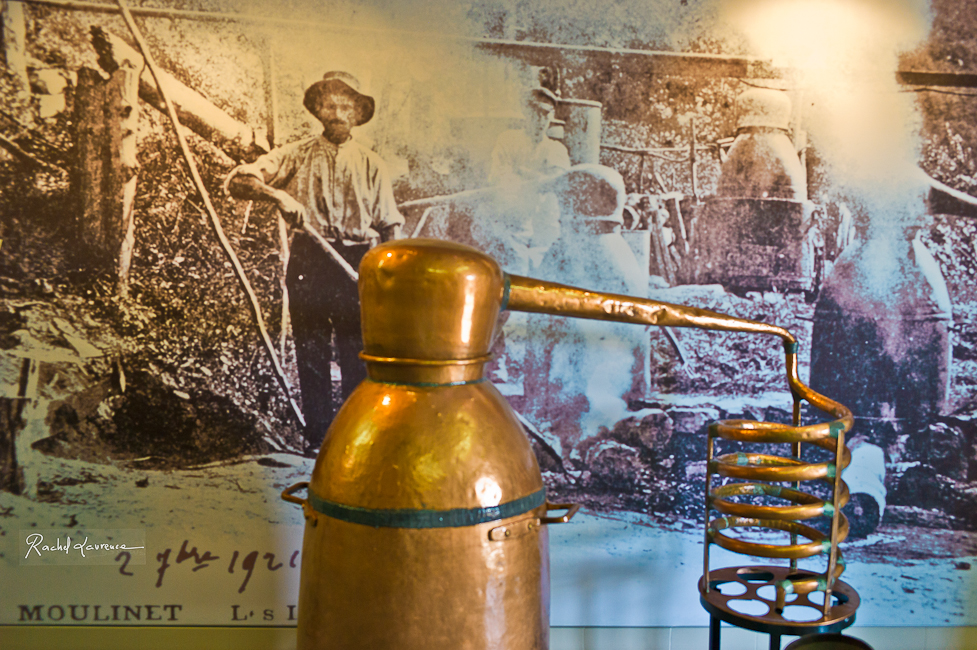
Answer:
811;227;952;431
716;87;806;201
283;238;854;649
691;88;820;296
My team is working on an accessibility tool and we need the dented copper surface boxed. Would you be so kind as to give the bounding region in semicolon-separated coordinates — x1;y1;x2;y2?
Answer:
296;509;550;650
282;238;857;649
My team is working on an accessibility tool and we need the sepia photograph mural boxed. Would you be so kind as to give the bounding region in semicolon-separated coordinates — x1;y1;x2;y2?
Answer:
2;0;976;631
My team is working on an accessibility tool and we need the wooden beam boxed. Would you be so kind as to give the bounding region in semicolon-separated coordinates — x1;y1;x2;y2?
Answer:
91;27;268;161
0;132;64;172
20;0;977;88
19;0;774;79
477;40;772;79
896;70;977;89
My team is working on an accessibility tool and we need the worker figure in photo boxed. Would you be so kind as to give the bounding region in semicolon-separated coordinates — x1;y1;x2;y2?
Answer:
475;86;570;389
225;71;404;453
526;165;648;461
474;86;570;275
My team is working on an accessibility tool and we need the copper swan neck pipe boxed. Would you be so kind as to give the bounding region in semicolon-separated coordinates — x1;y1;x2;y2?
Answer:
505;274;852;425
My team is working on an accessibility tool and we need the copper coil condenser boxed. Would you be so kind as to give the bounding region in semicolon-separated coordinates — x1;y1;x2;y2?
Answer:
699;339;858;649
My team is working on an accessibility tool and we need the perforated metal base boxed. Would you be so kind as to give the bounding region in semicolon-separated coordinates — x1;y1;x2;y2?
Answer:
699;566;859;650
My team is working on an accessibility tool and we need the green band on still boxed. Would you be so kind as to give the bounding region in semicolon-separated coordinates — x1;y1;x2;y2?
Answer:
308;488;546;529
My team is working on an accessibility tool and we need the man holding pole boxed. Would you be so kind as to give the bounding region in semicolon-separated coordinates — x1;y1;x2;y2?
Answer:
225;71;403;452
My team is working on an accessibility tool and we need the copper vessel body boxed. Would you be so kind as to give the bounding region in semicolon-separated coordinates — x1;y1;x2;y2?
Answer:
298;503;549;649
297;381;550;650
287;241;559;650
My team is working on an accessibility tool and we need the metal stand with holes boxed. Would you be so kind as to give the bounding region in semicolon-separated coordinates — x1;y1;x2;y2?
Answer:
698;341;860;650
699;566;858;650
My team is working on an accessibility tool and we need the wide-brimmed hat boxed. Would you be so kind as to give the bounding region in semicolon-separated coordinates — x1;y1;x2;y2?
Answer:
526;86;560;113
304;71;375;126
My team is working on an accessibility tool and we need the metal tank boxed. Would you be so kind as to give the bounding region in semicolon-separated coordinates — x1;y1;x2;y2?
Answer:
691;88;819;296
715;87;806;201
810;223;952;537
811;228;952;432
282;238;845;650
555;98;602;165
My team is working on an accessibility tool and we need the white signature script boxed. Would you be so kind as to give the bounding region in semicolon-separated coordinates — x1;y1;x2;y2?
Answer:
24;533;145;559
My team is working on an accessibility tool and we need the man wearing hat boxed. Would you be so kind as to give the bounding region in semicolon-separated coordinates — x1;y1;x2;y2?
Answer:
473;86;569;390
225;71;404;451
476;86;570;274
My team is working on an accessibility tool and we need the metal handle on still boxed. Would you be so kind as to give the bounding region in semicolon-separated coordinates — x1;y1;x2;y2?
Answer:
487;501;580;541
540;501;580;524
282;481;315;524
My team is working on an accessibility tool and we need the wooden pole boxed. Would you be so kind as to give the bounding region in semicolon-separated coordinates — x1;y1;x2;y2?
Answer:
73;68;107;256
0;133;64;173
261;35;279;149
689;118;699;203
73;61;139;295
0;357;38;494
789;87;808;201
112;0;305;426
260;35;292;359
277;214;291;360
1;0;31;123
110;50;141;298
637;153;645;194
